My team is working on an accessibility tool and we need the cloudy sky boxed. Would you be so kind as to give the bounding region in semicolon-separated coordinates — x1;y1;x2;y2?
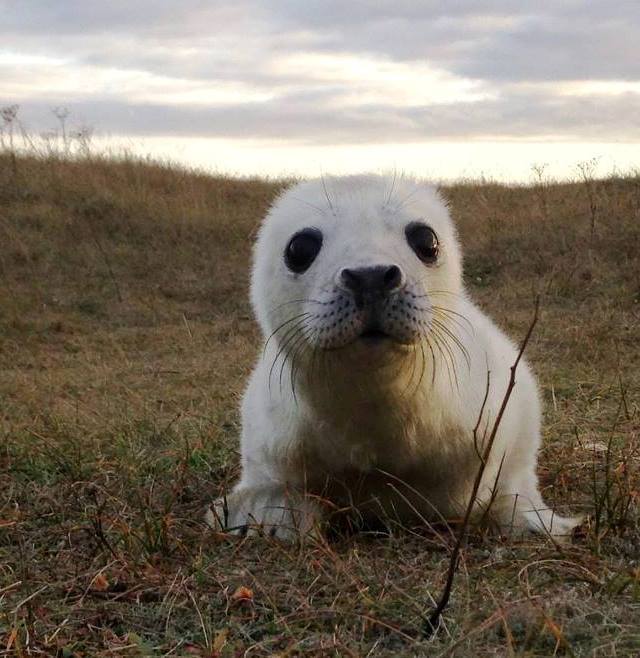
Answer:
2;1;639;180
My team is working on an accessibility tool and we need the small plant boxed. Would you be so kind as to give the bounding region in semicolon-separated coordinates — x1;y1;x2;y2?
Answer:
1;103;20;174
52;106;71;155
585;384;639;550
531;162;551;224
576;157;601;238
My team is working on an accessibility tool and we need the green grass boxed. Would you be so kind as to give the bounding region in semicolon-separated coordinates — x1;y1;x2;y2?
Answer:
1;149;639;656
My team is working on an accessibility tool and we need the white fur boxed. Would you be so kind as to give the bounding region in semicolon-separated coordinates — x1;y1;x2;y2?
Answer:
206;174;578;540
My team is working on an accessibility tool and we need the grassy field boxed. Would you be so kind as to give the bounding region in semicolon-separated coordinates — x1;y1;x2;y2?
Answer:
1;150;639;656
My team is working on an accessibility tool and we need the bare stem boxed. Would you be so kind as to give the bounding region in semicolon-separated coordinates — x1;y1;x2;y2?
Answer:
425;299;539;635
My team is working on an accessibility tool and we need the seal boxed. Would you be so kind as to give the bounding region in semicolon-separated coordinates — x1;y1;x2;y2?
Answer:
207;174;579;540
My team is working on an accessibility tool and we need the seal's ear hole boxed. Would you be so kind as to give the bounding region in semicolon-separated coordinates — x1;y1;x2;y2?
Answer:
405;222;439;264
284;228;323;273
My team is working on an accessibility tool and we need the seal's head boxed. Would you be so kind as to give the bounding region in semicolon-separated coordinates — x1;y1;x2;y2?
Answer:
252;174;463;361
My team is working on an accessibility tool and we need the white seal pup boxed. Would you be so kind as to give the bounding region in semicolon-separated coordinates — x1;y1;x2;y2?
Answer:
207;174;578;540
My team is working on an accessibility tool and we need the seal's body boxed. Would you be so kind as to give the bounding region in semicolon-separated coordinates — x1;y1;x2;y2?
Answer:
209;175;577;539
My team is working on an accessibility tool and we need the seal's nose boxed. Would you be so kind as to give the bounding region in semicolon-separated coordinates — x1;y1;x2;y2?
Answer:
340;265;403;295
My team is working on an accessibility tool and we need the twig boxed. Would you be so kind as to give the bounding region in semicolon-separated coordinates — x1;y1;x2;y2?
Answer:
425;299;539;635
11;584;49;614
187;588;210;649
87;486;121;561
182;313;194;340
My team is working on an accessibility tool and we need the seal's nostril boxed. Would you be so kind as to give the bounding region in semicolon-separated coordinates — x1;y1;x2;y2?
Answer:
383;264;402;291
341;268;361;292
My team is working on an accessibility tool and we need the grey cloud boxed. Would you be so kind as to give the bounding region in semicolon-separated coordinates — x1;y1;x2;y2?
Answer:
12;90;640;144
451;13;640;81
0;1;206;35
3;2;640;83
269;2;640;81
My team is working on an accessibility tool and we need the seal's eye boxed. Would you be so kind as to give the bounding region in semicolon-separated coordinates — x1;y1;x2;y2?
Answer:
405;222;439;264
284;228;323;273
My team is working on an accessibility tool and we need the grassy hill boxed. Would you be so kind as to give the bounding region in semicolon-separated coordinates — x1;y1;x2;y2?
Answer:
1;151;639;656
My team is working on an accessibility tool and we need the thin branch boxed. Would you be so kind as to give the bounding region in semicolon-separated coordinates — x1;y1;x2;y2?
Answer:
425;299;539;636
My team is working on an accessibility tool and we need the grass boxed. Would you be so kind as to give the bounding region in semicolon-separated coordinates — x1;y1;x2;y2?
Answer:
1;145;639;656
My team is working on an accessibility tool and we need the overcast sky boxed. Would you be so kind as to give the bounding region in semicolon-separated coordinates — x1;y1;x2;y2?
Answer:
2;1;639;179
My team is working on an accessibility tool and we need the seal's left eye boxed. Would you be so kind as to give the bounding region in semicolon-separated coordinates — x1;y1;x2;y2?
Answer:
284;228;323;273
405;222;439;264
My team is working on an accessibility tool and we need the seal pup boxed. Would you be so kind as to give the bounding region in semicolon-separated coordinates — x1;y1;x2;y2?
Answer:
207;174;578;540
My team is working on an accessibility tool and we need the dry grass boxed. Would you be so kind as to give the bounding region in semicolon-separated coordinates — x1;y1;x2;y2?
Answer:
1;148;639;656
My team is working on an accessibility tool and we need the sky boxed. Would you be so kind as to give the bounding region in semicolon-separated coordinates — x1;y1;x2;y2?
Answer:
1;1;639;181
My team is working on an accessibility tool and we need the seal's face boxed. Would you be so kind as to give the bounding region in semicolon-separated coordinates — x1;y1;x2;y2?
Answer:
252;175;464;360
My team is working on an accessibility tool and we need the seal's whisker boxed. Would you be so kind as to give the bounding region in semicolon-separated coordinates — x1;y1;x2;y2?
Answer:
434;315;472;366
290;328;321;403
410;339;427;398
416;339;428;394
279;323;315;398
403;339;427;400
397;342;419;399
431;317;471;370
427;329;452;390
384;168;398;208
269;298;325;313
391;186;420;213
406;342;420;397
413;289;464;300
289;196;327;216
321;173;337;216
276;327;307;398
413;341;425;397
432;306;475;334
425;336;437;387
432;309;472;337
430;325;460;392
264;312;312;354
289;327;317;402
276;321;311;378
268;321;307;391
268;318;311;392
270;315;309;360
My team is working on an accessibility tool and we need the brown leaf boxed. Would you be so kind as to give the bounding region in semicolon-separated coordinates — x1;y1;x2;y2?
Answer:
230;585;254;605
5;627;17;652
91;573;109;592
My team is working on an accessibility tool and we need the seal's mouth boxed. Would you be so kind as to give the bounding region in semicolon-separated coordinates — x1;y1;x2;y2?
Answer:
358;328;391;344
357;314;394;344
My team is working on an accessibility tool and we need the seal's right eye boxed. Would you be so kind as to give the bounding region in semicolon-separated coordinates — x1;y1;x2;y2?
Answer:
405;222;439;264
284;228;323;273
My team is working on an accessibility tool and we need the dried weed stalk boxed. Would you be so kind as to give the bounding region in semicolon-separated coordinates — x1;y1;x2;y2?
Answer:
426;300;539;635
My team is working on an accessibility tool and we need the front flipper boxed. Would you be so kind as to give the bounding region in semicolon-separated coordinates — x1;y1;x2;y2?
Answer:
487;488;582;540
205;485;320;541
